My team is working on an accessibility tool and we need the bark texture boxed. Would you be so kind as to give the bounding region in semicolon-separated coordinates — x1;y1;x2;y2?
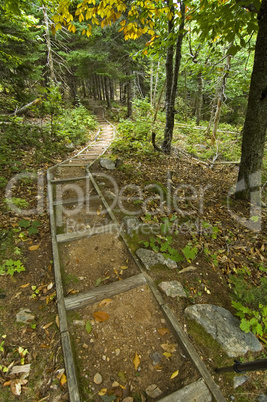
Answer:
161;1;185;154
235;0;267;201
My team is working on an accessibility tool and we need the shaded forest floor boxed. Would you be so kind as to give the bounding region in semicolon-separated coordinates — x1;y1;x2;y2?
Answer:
0;106;266;401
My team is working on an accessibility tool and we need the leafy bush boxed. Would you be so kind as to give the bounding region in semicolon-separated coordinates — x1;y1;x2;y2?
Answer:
0;259;25;276
232;300;267;339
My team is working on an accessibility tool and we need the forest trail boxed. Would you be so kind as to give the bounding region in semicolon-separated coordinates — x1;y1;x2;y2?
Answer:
47;110;226;402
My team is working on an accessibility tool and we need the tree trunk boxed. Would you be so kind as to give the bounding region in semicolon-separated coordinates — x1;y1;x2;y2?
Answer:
162;1;185;154
211;52;231;144
126;69;133;118
104;76;111;108
235;0;267;202
43;6;55;82
195;72;203;125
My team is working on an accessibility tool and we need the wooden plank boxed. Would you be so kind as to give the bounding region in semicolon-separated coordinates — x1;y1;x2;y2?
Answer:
65;273;147;310
61;331;81;402
56;223;119;243
53;194;100;206
161;304;226;402
51;175;89;184
158;379;212;402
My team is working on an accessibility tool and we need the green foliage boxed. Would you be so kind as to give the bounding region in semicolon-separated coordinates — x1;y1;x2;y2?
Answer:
140;233;185;263
182;242;198;262
5;197;29;211
0;259;25;276
112;99;154;155
232;300;267;338
18;219;41;235
229;265;267;308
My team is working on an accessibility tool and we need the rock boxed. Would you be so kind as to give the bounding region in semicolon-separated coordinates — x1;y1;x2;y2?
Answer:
159;378;211;402
122;398;134;402
100;158;116;170
115;348;120;356
233;375;249;389
145;384;163;398
16;309;35;324
178;265;197;274
159;281;187;298
136;248;177;270
150;351;162;365
257;394;267;402
185;304;262;357
93;373;103;384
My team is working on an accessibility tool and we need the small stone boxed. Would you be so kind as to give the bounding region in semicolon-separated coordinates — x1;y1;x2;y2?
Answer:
145;384;163;398
115;348;120;356
100;158;116;170
136;248;177;270
234;375;249;389
159;280;187;298
93;373;103;385
73;320;85;326
82;344;88;349
102;355;106;361
150;352;162;365
122;398;134;402
16;309;35;324
178;265;197;274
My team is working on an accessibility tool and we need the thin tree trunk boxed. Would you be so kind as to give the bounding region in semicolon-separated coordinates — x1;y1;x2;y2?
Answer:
43;6;55;82
235;0;267;202
126;69;133;117
150;60;154;105
196;72;203;125
184;68;188;122
211;52;231;144
162;1;185;154
104;76;111;108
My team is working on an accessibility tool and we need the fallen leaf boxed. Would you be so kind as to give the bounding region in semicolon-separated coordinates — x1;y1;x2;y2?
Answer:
163;352;172;359
60;373;67;386
161;343;177;353
20;283;30;288
47;282;54;290
118;371;126;383
28;245;40;251
154;364;163;371
55;315;60;328
40;343;50;348
98;388;107;396
42;322;53;330
133;352;141;371
170;370;179;379
157;328;170;336
55;368;65;380
93;311;110;322
99;298;112;307
85;320;92;333
10;379;22;396
120;266;128;270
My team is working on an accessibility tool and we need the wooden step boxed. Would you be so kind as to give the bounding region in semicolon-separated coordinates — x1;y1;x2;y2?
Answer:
50;175;89;184
56;223;119;243
64;273;147;310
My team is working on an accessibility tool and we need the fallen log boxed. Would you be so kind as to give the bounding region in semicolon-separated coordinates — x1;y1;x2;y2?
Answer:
12;98;42;116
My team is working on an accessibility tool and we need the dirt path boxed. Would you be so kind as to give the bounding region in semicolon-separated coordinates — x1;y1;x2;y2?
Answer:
47;110;226;401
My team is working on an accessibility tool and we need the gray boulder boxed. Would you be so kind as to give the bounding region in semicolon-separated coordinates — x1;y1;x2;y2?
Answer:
136;248;177;270
185;304;262;357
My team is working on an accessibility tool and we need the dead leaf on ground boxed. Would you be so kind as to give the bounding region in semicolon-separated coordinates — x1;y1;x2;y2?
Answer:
98;389;107;396
170;370;179;379
163;352;172;359
20;283;30;288
28;244;40;251
98;298;112;307
161;343;177;353
133;351;141;371
60;373;67;386
93;311;110;322
157;327;170;336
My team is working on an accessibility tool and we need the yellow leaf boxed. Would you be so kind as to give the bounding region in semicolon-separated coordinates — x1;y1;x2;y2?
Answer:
93;311;110;322
133;352;140;371
163;352;172;359
170;370;179;379
99;298;112;307
98;388;107;396
28;245;40;251
60;373;67;386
